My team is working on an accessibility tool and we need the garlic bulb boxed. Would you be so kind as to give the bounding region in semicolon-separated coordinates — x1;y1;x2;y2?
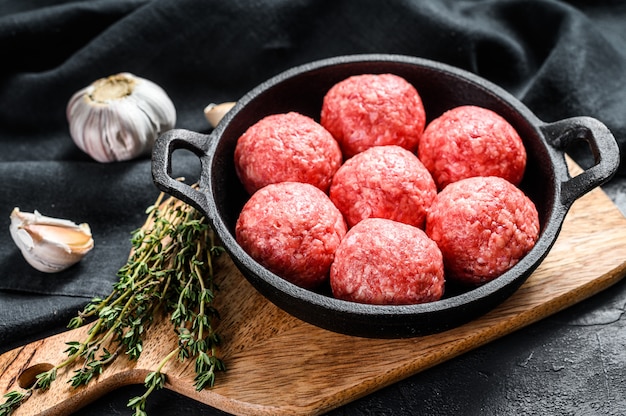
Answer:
67;72;176;163
9;208;94;273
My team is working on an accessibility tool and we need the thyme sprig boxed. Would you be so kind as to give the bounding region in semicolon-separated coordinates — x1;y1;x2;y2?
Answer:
0;190;225;416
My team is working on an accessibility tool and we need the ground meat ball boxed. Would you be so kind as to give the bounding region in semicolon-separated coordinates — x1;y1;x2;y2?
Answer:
234;112;342;194
425;176;540;286
321;74;426;158
330;218;444;305
236;182;347;289
329;145;437;229
418;105;526;190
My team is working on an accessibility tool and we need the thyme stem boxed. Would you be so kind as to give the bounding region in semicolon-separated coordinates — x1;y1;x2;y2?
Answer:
0;189;225;416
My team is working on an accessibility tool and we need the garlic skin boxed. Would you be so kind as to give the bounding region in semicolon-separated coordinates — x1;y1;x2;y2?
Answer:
9;208;95;273
67;72;176;163
204;101;236;128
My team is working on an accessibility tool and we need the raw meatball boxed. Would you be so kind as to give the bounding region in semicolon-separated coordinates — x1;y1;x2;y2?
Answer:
236;182;347;289
234;112;342;194
330;218;444;305
418;105;526;190
321;74;426;158
425;176;540;286
329;145;437;229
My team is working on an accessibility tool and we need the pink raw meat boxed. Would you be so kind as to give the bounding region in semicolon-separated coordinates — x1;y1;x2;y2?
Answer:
418;105;526;190
234;112;342;194
321;74;426;158
236;182;347;289
330;218;444;305
329;145;437;229
426;176;539;286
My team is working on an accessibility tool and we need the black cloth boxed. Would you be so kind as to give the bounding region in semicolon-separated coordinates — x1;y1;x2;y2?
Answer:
1;0;626;415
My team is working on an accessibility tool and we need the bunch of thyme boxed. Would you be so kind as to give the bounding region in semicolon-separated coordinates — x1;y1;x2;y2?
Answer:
0;191;225;416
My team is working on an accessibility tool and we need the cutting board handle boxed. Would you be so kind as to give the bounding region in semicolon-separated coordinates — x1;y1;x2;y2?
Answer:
0;326;149;415
540;116;620;207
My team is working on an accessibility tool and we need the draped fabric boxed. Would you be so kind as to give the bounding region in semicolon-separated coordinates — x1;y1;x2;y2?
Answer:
1;1;625;414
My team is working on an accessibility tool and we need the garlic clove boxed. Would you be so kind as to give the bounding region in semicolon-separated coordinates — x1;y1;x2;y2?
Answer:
204;102;236;128
67;72;176;163
9;208;94;273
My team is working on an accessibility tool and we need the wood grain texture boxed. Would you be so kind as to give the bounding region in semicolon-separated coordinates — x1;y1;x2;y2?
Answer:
2;171;626;416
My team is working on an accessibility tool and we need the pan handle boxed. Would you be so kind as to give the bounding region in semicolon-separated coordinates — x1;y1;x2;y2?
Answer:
540;116;620;207
151;129;213;217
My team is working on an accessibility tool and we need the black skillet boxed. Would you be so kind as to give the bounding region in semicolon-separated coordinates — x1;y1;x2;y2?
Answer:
152;54;620;338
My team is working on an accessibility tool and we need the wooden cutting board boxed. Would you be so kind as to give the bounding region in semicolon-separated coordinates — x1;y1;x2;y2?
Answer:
2;166;626;416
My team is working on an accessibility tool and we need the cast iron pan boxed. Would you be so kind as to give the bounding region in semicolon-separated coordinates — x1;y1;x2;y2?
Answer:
152;54;620;338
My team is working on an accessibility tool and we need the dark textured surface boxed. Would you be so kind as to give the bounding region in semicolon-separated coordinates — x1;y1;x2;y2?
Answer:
1;1;626;415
